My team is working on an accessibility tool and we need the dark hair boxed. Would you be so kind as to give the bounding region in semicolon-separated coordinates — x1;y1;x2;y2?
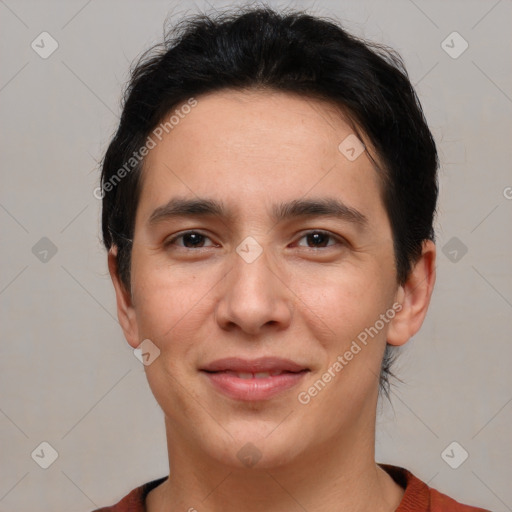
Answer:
100;5;438;399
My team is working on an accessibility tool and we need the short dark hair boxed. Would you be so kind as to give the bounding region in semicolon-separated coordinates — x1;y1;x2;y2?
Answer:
100;6;438;398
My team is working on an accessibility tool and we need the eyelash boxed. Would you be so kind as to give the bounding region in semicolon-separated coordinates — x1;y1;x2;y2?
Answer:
164;230;345;250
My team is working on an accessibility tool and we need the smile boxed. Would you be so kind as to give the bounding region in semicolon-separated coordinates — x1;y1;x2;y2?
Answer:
200;356;310;401
201;368;309;401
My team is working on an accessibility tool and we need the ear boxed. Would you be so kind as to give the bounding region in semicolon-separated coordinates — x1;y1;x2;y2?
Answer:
386;239;436;347
108;246;140;348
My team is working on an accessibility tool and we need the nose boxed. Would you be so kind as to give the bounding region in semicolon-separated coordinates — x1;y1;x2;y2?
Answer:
214;243;293;336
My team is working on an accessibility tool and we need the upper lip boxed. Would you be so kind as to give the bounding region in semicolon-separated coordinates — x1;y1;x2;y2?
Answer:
200;357;308;373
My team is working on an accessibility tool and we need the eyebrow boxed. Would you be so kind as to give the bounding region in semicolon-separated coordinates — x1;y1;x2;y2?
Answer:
148;196;368;228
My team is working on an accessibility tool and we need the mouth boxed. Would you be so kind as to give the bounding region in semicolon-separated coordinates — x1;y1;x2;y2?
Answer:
200;357;310;401
203;369;303;379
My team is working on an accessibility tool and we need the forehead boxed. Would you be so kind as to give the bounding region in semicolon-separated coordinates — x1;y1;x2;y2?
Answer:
137;89;385;225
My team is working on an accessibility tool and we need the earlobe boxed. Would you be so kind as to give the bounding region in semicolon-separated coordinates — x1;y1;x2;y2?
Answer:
107;247;140;348
386;240;436;347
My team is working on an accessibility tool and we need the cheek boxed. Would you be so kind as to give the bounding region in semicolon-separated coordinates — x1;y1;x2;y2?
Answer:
130;253;221;361
291;259;394;343
131;255;190;340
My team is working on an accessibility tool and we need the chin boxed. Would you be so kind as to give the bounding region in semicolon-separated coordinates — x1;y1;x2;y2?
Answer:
205;429;306;470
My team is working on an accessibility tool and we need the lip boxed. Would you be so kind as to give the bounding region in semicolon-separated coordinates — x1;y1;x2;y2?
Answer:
200;357;308;373
200;357;310;401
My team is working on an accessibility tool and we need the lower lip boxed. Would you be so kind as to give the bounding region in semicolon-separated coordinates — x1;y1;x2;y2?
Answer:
201;370;309;401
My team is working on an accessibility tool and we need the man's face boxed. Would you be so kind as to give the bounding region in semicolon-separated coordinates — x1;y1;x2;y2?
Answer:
118;90;405;467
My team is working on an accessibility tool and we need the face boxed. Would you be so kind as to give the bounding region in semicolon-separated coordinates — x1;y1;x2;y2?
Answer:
111;89;420;469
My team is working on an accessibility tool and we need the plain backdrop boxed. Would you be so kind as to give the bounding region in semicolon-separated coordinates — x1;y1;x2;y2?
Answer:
0;0;511;511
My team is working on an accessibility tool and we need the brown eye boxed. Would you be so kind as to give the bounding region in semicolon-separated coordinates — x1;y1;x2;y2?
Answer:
166;231;214;249
296;231;340;248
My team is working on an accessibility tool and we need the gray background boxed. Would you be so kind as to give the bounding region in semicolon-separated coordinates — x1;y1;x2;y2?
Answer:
0;0;511;510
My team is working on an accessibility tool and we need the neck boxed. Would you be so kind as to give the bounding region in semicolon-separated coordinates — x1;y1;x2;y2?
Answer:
146;415;404;512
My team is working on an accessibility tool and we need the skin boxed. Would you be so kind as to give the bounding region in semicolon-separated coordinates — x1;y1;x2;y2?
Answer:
108;89;436;512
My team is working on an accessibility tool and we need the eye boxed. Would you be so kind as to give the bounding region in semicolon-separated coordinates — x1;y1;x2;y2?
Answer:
164;230;343;250
165;230;216;249
295;230;342;249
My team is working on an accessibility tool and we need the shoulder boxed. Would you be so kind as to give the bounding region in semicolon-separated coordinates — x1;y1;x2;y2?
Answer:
90;469;492;512
90;476;168;512
379;464;492;512
429;486;492;512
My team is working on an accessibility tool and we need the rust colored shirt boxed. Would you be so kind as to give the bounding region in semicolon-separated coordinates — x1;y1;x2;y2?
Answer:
92;464;492;511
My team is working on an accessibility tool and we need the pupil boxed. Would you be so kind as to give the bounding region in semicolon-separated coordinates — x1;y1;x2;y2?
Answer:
308;232;327;247
184;233;203;247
